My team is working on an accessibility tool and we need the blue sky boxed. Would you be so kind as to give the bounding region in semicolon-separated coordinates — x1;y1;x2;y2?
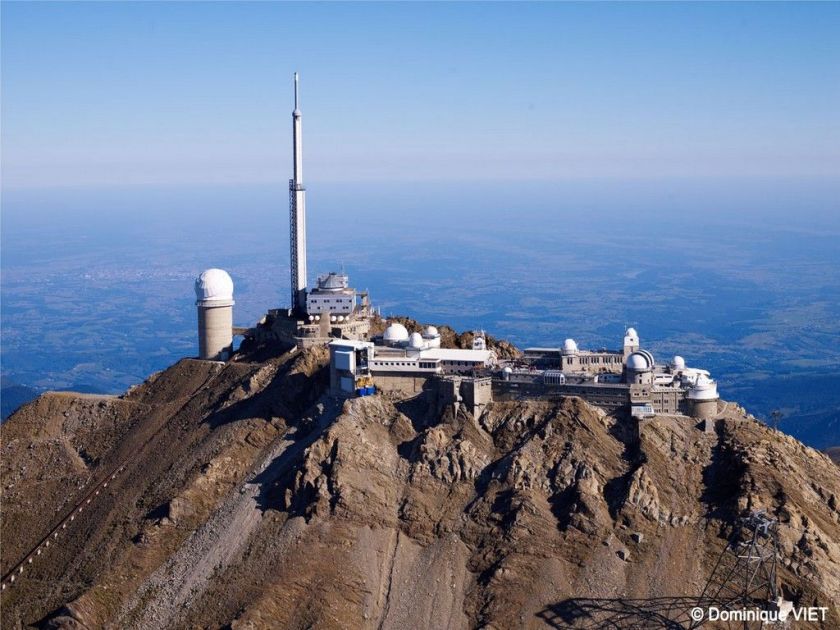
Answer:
2;1;839;188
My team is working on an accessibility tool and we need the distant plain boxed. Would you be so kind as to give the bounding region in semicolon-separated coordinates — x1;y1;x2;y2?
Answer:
2;178;839;447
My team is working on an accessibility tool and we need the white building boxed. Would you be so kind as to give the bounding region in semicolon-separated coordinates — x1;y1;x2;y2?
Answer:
305;272;357;315
329;324;496;395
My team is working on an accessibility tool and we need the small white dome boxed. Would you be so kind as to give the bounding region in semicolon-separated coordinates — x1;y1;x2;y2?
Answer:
562;338;578;354
503;366;513;373
383;322;409;343
422;325;440;339
625;327;638;338
688;374;719;400
671;355;686;370
408;332;424;349
195;268;233;302
626;351;653;371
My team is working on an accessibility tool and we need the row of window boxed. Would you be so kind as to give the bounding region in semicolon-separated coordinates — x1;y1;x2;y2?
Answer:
566;355;622;365
371;359;481;369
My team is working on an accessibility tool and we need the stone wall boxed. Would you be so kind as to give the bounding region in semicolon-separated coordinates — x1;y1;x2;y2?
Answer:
372;373;430;397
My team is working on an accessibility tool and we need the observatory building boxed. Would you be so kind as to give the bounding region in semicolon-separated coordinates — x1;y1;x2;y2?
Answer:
195;268;235;361
503;328;719;419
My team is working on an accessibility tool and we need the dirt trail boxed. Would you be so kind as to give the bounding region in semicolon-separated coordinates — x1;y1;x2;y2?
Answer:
118;398;343;629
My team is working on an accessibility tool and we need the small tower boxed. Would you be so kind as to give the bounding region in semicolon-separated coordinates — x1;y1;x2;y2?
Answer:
195;268;235;361
623;327;640;358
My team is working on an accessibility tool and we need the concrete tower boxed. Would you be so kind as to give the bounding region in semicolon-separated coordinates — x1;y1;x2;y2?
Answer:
289;72;308;313
195;268;235;361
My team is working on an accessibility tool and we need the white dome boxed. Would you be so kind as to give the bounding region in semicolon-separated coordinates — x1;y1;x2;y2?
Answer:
408;332;424;349
626;351;653;371
562;338;578;354
383;322;409;343
195;268;233;302
671;355;686;370
688;374;719;400
422;325;440;339
625;327;638;338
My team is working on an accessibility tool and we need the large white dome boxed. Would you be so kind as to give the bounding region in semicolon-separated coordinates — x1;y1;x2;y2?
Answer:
626;351;653;371
195;268;234;302
383;322;409;344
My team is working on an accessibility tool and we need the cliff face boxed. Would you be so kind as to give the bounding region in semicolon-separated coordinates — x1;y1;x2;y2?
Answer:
1;347;838;629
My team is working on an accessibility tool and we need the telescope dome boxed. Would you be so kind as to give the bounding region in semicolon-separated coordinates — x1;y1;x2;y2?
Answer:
195;269;234;302
562;338;578;354
626;351;653;371
383;322;410;344
422;325;440;338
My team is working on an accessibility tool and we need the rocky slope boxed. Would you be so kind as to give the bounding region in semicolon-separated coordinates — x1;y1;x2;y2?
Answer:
1;343;839;629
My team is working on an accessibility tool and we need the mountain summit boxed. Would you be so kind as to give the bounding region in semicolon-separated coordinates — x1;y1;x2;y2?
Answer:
2;334;838;629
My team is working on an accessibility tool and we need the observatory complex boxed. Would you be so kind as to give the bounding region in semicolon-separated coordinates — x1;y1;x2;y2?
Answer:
193;73;720;423
329;326;719;420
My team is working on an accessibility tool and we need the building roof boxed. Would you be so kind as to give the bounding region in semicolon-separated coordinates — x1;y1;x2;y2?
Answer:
316;272;349;291
419;348;494;362
329;339;373;350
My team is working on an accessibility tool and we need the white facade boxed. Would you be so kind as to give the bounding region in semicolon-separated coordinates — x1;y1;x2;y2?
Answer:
306;273;357;315
306;292;355;314
370;346;496;375
329;338;497;392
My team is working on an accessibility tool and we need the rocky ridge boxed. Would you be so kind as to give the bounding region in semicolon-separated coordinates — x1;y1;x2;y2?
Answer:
1;340;838;629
